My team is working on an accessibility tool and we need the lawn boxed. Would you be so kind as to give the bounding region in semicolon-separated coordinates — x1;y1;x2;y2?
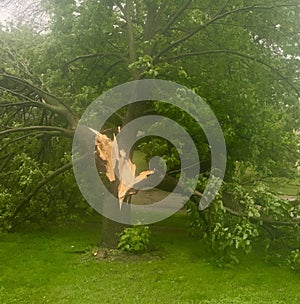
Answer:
1;213;300;304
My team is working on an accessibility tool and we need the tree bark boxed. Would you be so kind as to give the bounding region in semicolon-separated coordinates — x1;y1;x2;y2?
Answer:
100;217;127;248
99;180;129;248
99;0;139;248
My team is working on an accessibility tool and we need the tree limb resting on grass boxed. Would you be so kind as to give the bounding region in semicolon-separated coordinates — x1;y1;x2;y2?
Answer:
192;190;300;226
12;161;74;219
225;206;300;226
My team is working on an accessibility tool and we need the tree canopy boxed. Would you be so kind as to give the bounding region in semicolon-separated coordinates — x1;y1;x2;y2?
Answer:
0;0;299;262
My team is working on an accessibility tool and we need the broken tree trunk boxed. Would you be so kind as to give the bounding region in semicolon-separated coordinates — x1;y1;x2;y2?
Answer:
92;128;153;247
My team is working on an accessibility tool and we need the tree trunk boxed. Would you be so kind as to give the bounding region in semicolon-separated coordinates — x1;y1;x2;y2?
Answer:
99;0;147;248
99;181;130;248
100;217;127;248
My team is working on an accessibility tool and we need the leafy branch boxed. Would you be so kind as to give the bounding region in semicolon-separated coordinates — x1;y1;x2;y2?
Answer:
192;189;300;227
160;0;192;35
225;206;300;227
0;74;78;128
12;161;74;220
0;126;74;138
67;52;126;65
162;49;300;97
154;3;300;61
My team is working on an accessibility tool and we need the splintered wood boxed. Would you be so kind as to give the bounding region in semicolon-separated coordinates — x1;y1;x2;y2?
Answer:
94;130;153;208
95;133;116;182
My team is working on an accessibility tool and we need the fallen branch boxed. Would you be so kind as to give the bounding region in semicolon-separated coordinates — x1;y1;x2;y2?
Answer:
191;189;300;226
0;133;37;151
224;206;300;226
12;161;73;218
0;126;74;138
0;74;77;128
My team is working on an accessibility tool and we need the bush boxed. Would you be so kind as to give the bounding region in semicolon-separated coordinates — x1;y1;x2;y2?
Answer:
287;249;300;272
117;225;151;253
0;152;91;232
187;179;298;266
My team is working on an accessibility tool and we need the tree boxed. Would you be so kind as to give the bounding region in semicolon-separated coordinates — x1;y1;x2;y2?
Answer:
0;0;49;32
0;0;299;255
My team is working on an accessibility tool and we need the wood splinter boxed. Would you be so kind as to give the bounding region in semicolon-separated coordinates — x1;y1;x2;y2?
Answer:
91;127;154;209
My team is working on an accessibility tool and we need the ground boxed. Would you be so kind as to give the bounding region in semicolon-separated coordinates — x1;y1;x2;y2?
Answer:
1;212;300;304
1;174;299;303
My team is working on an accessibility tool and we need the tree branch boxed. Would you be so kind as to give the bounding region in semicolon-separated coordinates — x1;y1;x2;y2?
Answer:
124;0;139;80
161;49;300;97
155;0;168;20
0;133;37;151
216;0;231;16
0;100;57;111
67;52;126;64
0;126;74;138
160;0;192;35
192;189;300;226
154;3;300;62
0;74;61;106
225;206;300;226
0;152;14;171
0;74;78;128
0;85;37;102
12;161;74;218
103;59;124;77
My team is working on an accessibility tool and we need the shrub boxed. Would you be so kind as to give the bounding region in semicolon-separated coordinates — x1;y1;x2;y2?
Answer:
117;225;151;253
287;249;300;272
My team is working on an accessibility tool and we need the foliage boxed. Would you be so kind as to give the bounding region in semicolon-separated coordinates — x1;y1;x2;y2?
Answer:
0;152;90;232
118;225;151;253
0;0;299;257
287;249;300;272
187;178;300;265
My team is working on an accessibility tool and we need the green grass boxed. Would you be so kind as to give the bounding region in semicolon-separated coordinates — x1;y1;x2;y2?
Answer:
1;213;300;304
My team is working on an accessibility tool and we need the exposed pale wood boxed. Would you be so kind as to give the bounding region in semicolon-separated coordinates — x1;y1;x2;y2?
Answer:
95;133;116;182
94;130;153;208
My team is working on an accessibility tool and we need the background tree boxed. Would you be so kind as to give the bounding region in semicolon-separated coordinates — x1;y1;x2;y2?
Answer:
0;0;299;258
